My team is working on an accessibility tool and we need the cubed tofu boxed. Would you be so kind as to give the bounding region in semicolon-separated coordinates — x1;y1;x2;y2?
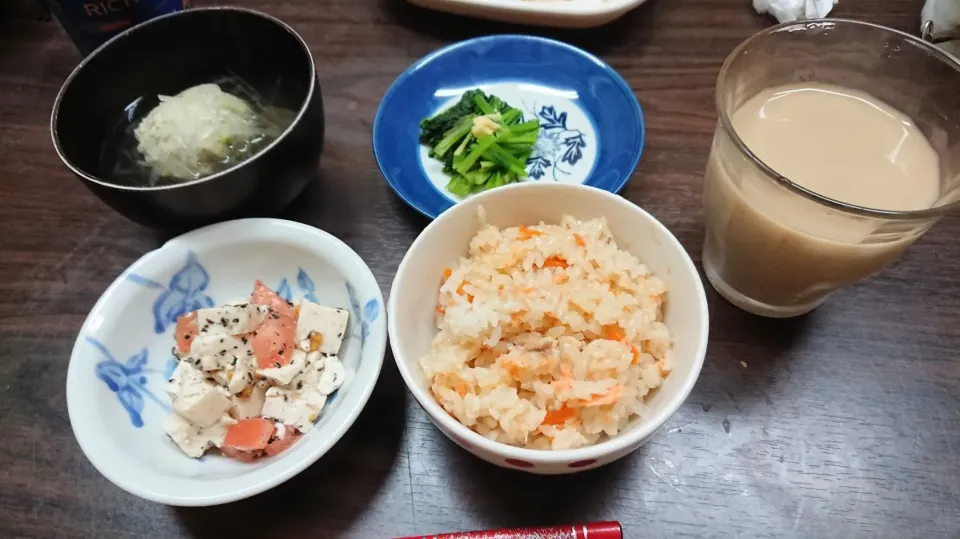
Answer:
261;386;327;433
227;353;257;395
163;413;229;458
196;303;268;336
317;357;346;396
187;333;254;372
166;359;191;399
288;351;324;391
171;365;233;427
210;369;230;387
261;353;344;433
257;348;307;386
230;380;268;419
295;302;349;355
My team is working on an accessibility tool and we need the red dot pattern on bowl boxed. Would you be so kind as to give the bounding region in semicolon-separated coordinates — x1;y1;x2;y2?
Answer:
505;458;535;468
569;459;597;468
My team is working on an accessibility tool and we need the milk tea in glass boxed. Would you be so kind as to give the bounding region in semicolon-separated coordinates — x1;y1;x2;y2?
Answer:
702;19;960;318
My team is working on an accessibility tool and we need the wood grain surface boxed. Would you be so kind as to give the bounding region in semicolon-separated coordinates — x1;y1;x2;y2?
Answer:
1;1;958;537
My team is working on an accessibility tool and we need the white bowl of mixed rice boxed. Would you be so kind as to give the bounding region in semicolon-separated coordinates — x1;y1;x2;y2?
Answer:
388;183;708;474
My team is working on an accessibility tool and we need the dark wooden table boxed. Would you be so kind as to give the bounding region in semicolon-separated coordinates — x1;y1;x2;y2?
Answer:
1;1;958;537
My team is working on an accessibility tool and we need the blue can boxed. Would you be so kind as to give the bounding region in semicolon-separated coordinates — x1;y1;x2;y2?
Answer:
48;0;190;56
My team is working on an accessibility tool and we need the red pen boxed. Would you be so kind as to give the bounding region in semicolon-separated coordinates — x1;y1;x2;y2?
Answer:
395;520;622;539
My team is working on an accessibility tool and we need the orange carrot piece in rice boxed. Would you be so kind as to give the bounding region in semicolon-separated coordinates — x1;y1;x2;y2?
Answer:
518;226;543;239
573;233;586;247
542;257;568;269
631;344;640;364
583;385;624;407
443;267;452;279
542;405;576;426
602;324;625;341
503;360;523;376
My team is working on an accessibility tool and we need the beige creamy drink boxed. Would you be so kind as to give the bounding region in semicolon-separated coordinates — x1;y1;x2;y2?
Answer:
703;83;941;316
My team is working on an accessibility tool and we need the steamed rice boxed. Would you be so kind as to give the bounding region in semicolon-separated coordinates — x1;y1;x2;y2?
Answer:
421;215;672;450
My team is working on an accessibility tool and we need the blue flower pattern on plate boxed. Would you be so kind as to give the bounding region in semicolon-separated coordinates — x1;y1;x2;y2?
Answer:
527;155;552;181
525;103;588;182
89;337;170;428
345;282;379;344
538;105;568;131
561;133;586;165
278;268;320;304
164;355;179;379
297;268;320;303
276;278;293;302
127;252;215;334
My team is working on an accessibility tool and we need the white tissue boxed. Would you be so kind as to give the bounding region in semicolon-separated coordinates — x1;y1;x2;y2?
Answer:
922;0;960;57
753;0;838;24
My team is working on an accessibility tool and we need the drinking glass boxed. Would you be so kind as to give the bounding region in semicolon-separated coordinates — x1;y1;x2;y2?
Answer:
702;19;960;318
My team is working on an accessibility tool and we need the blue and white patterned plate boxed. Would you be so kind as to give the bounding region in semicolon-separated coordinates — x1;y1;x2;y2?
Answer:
65;219;386;506
373;34;645;219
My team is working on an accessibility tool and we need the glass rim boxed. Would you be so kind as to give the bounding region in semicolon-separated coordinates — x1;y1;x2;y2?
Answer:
716;18;960;221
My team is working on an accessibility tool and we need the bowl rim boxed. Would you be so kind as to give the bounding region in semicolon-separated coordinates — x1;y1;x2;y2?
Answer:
409;0;647;17
66;218;387;505
50;6;317;193
388;182;709;465
371;33;645;220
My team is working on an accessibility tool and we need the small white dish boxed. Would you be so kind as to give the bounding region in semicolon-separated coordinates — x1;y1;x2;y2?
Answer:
389;183;709;474
66;219;386;506
406;0;648;28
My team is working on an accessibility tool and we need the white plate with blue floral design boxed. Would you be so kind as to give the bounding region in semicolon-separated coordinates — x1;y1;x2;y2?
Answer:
66;219;386;506
373;34;645;219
